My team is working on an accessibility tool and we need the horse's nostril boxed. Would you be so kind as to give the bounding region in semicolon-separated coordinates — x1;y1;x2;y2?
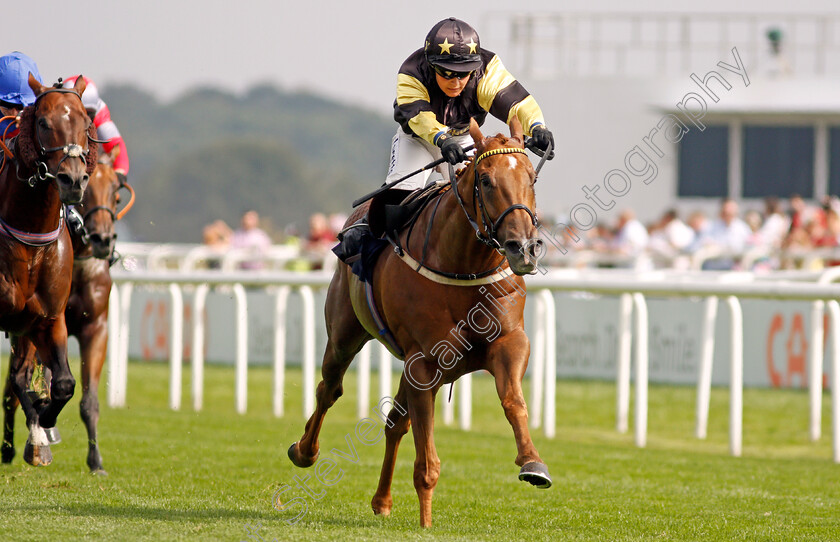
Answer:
529;239;545;258
56;173;73;186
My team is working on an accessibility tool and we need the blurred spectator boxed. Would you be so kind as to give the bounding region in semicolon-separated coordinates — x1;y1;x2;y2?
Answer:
306;212;339;270
610;209;650;269
307;212;337;249
648;209;695;257
231;210;272;270
790;194;824;231
754;196;790;249
700;198;751;270
202;219;232;269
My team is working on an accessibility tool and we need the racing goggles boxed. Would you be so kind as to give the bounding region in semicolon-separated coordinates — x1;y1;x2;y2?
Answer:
431;65;473;80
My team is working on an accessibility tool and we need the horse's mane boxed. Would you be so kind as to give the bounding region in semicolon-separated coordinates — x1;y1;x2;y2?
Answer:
15;104;98;177
456;133;525;181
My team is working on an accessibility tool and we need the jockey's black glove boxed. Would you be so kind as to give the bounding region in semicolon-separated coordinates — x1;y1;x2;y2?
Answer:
116;172;128;186
530;125;555;160
438;136;468;165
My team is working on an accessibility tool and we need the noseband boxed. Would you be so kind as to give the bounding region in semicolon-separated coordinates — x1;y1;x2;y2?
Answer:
18;86;104;188
450;147;539;251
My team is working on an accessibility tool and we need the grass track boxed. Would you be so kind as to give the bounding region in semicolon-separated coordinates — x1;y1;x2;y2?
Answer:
1;361;839;541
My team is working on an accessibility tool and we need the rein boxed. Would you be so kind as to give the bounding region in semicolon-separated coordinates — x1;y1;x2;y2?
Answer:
450;146;539;252
391;144;539;286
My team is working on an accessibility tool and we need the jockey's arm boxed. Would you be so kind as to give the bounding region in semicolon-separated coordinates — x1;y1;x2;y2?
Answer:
395;73;449;146
93;106;130;176
476;55;546;137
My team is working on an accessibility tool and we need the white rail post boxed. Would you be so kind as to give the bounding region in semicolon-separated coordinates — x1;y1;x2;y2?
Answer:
107;286;121;408
191;284;209;412
273;286;291;417
616;293;633;433
826;300;840;464
357;342;371;419
727;296;744;457
540;289;557;438
530;292;546;429
696;296;719;439
299;285;316;418
459;373;472;431
441;382;455;425
810;300;825;441
168;284;184;411
632;293;649;448
378;344;392;416
233;284;249;415
117;282;134;407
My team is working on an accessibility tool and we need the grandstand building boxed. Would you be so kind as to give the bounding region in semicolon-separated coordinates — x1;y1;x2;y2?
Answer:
483;12;840;230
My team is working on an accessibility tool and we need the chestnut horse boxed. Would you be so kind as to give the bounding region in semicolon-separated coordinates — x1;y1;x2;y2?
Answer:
2;148;130;473
289;119;550;527
0;75;95;466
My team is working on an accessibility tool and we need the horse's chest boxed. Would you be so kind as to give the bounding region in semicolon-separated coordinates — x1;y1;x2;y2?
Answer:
0;246;70;328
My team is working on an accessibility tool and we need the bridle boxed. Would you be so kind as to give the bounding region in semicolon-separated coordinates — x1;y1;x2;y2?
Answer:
73;164;135;263
449;146;539;252
17;84;106;188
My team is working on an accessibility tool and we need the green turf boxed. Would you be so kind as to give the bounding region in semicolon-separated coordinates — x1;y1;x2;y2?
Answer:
1;361;839;541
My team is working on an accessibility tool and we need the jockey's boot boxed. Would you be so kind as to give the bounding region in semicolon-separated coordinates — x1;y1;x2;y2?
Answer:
65;206;87;242
333;218;370;265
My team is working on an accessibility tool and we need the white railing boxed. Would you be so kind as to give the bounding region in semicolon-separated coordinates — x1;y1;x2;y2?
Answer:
107;267;840;463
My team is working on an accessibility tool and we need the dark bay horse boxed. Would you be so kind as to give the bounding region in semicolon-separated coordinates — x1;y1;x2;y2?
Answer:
0;75;96;466
2;147;128;473
289;119;550;527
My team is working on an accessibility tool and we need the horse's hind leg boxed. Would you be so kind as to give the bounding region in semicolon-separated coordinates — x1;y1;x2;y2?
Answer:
79;317;109;474
371;375;410;516
289;272;370;467
2;365;20;463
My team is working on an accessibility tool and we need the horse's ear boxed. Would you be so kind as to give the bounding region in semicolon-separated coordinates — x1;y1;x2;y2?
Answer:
28;73;46;98
109;145;120;161
509;116;524;145
469;118;484;147
74;75;87;97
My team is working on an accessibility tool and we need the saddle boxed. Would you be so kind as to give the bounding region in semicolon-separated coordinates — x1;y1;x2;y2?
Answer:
332;183;448;283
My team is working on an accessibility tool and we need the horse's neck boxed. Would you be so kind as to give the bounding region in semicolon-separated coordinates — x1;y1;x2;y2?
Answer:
0;168;62;233
404;179;503;274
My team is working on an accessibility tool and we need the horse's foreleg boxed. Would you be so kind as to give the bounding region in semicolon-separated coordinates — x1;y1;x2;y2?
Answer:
490;333;552;488
79;316;108;474
371;375;411;517
7;338;52;466
33;316;74;429
405;365;440;528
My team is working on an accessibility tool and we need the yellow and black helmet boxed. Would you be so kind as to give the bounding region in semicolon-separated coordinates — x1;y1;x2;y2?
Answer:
424;17;482;72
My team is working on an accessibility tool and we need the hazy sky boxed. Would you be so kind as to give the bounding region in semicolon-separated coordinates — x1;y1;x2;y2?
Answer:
11;1;840;116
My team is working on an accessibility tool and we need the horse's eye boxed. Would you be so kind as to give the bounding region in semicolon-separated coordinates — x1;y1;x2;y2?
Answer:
38;118;49;130
480;174;492;187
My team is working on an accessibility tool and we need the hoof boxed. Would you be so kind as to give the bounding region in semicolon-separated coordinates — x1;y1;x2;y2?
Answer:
371;495;393;517
518;461;552;489
90;468;108;476
287;442;318;468
45;427;61;444
23;442;52;467
1;442;14;464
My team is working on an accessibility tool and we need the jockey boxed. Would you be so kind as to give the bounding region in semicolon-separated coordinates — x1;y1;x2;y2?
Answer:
0;52;43;140
62;75;130;239
62;75;130;183
388;17;554;191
